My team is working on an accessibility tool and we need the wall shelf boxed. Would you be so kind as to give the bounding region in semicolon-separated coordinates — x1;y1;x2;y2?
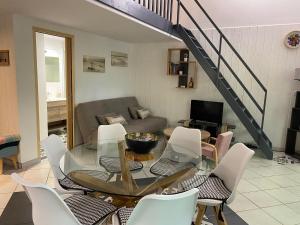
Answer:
167;48;197;88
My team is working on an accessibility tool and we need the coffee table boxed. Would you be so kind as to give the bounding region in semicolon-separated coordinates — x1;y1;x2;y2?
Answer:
163;127;210;141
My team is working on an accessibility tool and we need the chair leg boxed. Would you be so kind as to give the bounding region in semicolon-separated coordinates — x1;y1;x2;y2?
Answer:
195;205;207;225
9;155;18;169
213;150;219;167
213;206;228;225
0;159;3;175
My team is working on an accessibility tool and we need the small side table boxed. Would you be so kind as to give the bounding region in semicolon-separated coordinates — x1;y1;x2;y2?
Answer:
163;127;210;141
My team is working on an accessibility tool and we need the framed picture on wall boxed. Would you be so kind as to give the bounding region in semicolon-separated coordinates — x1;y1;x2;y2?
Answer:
83;55;105;73
111;51;128;67
0;50;10;66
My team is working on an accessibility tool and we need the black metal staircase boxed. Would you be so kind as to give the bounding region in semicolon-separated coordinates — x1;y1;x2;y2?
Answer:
96;0;273;159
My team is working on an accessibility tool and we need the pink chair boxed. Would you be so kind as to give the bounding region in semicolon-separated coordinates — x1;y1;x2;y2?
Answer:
202;131;233;165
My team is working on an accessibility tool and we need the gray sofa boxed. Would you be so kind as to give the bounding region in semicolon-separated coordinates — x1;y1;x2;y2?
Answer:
75;97;167;145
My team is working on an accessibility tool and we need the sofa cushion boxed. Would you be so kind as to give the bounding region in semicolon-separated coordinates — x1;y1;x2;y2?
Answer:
128;105;142;119
137;108;151;119
95;112;118;125
106;115;127;125
124;116;167;133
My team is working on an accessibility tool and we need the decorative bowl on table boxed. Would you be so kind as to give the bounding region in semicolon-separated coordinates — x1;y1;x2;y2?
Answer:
125;132;159;154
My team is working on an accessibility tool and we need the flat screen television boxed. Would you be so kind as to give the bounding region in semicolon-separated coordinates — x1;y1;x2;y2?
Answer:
190;100;223;125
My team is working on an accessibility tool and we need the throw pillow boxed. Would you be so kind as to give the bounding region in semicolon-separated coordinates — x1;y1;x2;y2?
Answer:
128;105;143;119
106;115;128;125
95;113;118;125
137;109;151;119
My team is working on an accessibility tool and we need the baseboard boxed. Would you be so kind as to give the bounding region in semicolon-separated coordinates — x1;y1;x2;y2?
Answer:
20;158;41;169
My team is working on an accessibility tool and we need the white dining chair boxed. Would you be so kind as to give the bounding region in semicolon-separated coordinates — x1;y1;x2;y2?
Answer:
150;126;202;176
98;124;143;174
41;134;108;194
112;188;199;225
180;143;254;225
11;173;117;225
98;123;127;144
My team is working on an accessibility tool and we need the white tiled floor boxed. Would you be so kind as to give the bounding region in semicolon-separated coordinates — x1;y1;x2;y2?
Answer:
0;152;300;225
234;152;300;225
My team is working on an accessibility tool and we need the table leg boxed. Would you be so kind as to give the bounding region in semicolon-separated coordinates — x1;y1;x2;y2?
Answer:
118;141;134;193
195;205;206;225
0;159;3;174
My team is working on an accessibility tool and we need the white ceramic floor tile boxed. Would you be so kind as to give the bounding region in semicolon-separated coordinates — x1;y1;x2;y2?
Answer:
0;174;16;183
243;191;281;208
237;208;282;225
286;173;300;184
268;175;300;187
242;169;262;180
46;177;56;188
266;188;300;204
23;168;50;183
237;179;259;193
263;205;300;225
0;179;17;194
14;184;24;192
48;169;55;178
29;159;50;170
250;166;296;177
0;193;12;209
228;193;257;212
286;202;300;214
247;177;280;190
285;164;300;173
285;186;300;197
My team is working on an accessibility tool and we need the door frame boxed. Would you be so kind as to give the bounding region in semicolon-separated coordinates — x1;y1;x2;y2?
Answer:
32;27;75;155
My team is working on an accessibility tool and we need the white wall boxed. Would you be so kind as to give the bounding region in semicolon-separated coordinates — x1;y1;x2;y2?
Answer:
133;23;300;149
133;41;252;144
12;14;135;163
0;14;19;136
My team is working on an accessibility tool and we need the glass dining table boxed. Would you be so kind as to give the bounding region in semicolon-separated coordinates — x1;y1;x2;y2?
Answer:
59;139;209;206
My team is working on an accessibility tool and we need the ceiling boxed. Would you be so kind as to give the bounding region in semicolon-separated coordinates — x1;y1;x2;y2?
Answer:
183;0;300;28
0;0;178;43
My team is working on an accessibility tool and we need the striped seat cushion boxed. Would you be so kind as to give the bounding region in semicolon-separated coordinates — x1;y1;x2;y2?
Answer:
117;207;134;225
64;195;117;225
99;157;143;173
150;158;195;176
59;177;93;192
181;175;232;201
59;170;109;192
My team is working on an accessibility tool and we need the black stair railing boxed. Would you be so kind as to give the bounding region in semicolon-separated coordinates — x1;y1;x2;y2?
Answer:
175;0;268;131
132;0;268;133
133;0;174;21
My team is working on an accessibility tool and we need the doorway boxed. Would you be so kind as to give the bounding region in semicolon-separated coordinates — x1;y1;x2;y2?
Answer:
33;28;74;157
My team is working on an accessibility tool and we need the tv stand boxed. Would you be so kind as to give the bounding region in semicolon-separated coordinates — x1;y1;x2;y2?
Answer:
189;120;219;137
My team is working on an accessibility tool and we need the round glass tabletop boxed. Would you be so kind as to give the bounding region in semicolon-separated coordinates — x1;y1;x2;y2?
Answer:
59;139;208;198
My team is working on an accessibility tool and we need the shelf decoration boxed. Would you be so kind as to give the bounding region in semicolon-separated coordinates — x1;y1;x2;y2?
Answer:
285;31;300;49
0;50;9;66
